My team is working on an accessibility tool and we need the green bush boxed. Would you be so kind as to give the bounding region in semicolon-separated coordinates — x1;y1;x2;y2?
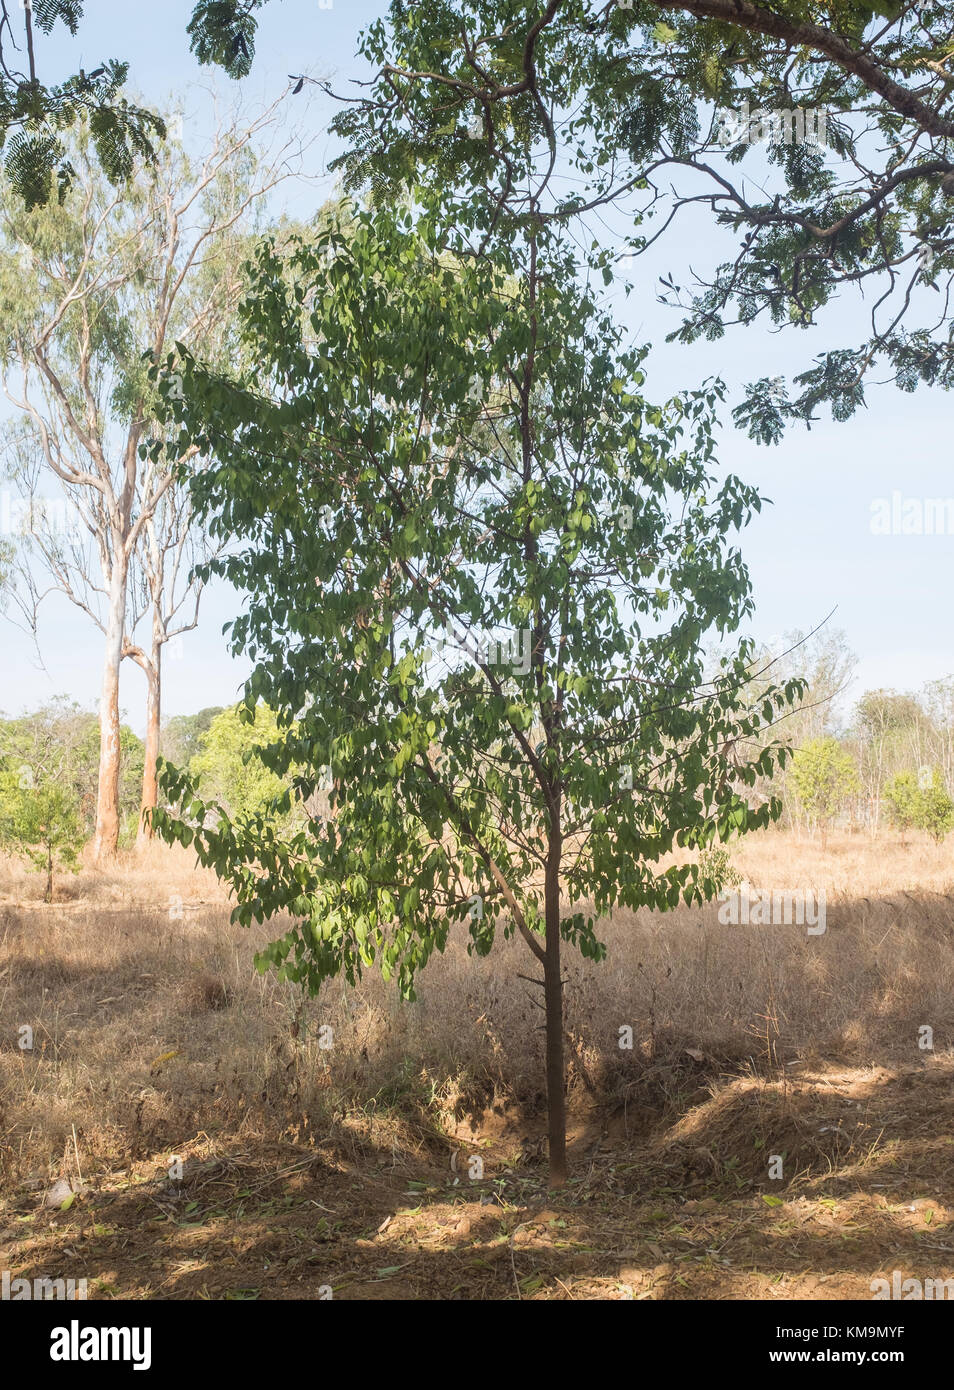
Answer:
913;770;954;844
0;765;83;900
188;704;294;822
699;846;742;892
789;737;859;845
884;768;954;844
884;771;919;841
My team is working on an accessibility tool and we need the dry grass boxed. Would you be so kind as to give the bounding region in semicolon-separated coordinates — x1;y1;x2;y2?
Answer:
2;827;953;1191
3;828;954;1300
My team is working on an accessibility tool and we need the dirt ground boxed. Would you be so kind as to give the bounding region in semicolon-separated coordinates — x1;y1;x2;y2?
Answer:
4;1057;954;1300
3;834;954;1301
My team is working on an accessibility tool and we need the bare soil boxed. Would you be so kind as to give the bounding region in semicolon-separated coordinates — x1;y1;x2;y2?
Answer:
2;833;954;1300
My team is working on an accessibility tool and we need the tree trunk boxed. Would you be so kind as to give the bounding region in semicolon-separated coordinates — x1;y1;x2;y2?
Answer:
45;844;53;904
543;851;567;1188
92;558;127;863
138;645;161;844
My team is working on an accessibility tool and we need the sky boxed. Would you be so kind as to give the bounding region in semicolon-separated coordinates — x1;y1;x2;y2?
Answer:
1;0;952;733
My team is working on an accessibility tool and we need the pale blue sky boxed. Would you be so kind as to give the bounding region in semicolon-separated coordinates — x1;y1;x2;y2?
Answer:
2;1;951;731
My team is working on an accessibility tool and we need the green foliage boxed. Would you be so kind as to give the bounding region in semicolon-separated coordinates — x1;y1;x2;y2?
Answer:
161;707;224;770
911;770;954;844
0;0;949;423
309;1;954;434
885;767;954;843
789;737;860;836
0;711;85;898
187;1;266;79
33;1;83;31
0;775;82;899
0;701;143;845
0;49;164;209
151;199;802;1002
1;0;951;423
698;846;742;893
883;770;919;838
187;704;294;822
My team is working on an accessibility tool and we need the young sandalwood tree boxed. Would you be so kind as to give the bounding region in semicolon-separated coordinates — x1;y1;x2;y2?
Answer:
0;775;82;901
154;202;802;1185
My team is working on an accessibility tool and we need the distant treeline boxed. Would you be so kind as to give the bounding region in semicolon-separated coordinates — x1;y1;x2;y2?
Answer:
776;681;954;841
0;702;280;896
3;658;954;898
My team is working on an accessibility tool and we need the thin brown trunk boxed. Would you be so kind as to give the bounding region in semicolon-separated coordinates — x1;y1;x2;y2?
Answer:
543;848;567;1188
23;0;37;83
138;645;161;844
45;843;53;904
92;558;127;863
519;213;568;1184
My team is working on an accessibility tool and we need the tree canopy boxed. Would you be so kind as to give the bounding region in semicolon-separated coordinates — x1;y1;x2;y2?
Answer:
317;0;954;437
10;3;954;434
153;196;802;1182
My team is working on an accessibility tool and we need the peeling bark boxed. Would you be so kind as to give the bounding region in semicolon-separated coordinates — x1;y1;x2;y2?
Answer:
92;557;127;863
137;643;161;844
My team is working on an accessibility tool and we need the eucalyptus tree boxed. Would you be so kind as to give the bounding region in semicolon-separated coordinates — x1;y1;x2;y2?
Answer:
154;202;802;1185
0;102;300;858
123;460;216;843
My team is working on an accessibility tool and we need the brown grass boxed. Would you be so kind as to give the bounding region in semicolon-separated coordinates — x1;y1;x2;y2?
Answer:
2;827;953;1190
4;828;954;1301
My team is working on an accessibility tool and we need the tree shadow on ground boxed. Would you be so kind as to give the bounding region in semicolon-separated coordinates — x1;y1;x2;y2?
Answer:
4;1054;954;1301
